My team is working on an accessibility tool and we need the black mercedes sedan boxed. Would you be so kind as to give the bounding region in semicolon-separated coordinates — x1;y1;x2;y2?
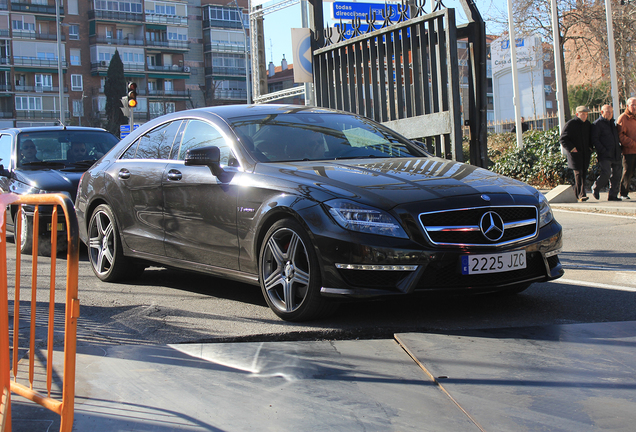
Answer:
0;126;119;254
75;105;563;321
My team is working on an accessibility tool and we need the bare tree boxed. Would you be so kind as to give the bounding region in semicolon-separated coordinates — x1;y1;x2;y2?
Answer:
490;0;636;115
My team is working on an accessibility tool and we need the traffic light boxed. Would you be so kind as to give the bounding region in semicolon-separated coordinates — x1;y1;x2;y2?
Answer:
127;82;137;108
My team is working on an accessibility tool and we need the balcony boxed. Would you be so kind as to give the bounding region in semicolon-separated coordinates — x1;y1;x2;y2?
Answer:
88;9;143;23
92;86;146;96
89;36;145;46
214;89;247;100
145;40;190;51
147;89;190;98
11;30;66;41
145;14;188;26
0;84;11;92
205;42;245;53
205;66;246;77
0;0;7;10
14;85;68;93
203;19;242;30
91;62;145;72
0;57;9;65
15;110;71;120
147;64;189;73
13;58;68;68
0;29;9;38
11;2;63;15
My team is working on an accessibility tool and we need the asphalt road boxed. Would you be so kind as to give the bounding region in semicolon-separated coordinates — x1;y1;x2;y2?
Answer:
6;208;636;347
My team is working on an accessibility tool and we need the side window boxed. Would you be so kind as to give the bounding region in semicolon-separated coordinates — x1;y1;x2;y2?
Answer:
121;121;182;160
0;134;13;171
177;120;236;166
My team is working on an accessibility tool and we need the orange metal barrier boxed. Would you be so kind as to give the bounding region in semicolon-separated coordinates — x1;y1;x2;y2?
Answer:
0;193;80;432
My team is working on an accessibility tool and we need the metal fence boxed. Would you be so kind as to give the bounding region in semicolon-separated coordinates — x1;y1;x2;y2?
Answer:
0;193;80;432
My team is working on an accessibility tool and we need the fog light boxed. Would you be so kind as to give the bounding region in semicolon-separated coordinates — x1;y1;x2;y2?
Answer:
335;263;418;271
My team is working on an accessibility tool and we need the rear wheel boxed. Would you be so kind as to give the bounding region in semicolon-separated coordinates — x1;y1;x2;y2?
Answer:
259;218;337;321
88;204;144;282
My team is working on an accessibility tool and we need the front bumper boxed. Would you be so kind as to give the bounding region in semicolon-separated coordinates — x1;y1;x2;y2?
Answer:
315;220;563;298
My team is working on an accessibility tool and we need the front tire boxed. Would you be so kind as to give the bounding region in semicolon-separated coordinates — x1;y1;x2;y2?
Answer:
259;218;337;321
19;208;33;255
88;204;143;282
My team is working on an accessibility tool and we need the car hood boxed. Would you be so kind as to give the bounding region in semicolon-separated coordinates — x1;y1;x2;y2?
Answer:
259;157;539;208
15;168;84;197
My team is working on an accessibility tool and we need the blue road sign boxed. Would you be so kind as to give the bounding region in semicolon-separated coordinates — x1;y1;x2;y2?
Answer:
332;2;407;21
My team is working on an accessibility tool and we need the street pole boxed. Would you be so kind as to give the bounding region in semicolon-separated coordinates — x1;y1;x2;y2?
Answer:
550;0;565;134
506;0;523;148
605;0;620;112
301;0;312;106
56;0;64;125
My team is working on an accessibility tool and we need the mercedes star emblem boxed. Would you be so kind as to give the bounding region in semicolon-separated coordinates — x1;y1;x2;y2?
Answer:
479;211;505;241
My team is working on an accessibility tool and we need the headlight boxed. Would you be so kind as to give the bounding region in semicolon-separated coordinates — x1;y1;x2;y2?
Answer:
537;192;554;227
325;199;408;238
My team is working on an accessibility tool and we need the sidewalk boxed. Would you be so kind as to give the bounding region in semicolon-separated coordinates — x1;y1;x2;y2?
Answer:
10;320;636;431
546;189;636;215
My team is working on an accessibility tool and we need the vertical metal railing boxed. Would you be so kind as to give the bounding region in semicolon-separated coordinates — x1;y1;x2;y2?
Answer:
0;193;80;432
314;7;463;161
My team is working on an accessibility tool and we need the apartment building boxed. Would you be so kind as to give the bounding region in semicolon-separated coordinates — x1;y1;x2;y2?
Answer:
201;0;249;106
0;0;205;128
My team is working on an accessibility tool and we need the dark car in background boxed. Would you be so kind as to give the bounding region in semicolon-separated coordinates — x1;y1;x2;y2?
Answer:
0;126;119;254
75;105;564;321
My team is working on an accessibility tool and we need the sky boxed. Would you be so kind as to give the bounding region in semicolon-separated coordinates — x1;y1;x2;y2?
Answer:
261;0;510;68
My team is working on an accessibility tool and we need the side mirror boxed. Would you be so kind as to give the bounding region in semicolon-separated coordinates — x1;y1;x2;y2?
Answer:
184;146;225;178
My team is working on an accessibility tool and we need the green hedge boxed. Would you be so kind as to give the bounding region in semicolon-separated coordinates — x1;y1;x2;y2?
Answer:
487;128;599;189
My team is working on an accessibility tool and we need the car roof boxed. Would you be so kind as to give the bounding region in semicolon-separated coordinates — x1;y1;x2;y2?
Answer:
2;126;110;134
167;104;345;122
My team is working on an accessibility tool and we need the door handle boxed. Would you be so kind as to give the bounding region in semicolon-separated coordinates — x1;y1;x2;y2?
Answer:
118;169;130;180
167;169;182;181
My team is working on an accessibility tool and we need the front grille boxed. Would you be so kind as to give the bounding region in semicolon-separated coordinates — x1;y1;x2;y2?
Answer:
415;252;546;290
419;206;538;247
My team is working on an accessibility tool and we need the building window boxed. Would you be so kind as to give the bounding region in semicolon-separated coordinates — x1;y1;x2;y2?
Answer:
73;99;84;117
70;49;81;66
15;96;42;110
69;25;80;40
71;74;83;91
544;85;552;94
543;69;551;77
35;74;53;90
166;102;175;113
544;53;551;62
149;102;164;116
546;101;553;109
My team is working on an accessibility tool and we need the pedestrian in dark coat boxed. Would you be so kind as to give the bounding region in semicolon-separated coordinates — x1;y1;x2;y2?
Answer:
560;105;593;201
591;105;623;201
617;97;636;199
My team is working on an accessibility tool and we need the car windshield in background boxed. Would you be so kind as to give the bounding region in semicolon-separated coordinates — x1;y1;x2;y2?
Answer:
17;130;119;169
229;112;427;162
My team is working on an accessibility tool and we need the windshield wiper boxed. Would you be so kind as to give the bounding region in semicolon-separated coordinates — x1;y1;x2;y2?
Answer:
334;155;382;160
20;161;66;168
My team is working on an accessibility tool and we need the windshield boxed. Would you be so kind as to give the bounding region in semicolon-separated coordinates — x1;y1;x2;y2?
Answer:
229;112;427;162
17;130;119;169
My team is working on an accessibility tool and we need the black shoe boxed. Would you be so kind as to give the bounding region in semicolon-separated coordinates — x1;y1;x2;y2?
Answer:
593;188;600;200
608;196;622;201
579;196;589;202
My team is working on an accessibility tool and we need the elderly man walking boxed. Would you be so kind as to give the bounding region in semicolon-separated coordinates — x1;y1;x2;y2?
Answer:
591;105;623;201
560;106;593;202
617;97;636;199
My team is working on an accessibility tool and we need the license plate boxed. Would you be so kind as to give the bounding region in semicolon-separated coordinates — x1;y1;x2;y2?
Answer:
461;250;526;275
47;222;64;232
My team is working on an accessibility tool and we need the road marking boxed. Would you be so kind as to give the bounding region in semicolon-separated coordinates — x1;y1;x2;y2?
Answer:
557;278;636;292
563;265;636;272
552;209;636;220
